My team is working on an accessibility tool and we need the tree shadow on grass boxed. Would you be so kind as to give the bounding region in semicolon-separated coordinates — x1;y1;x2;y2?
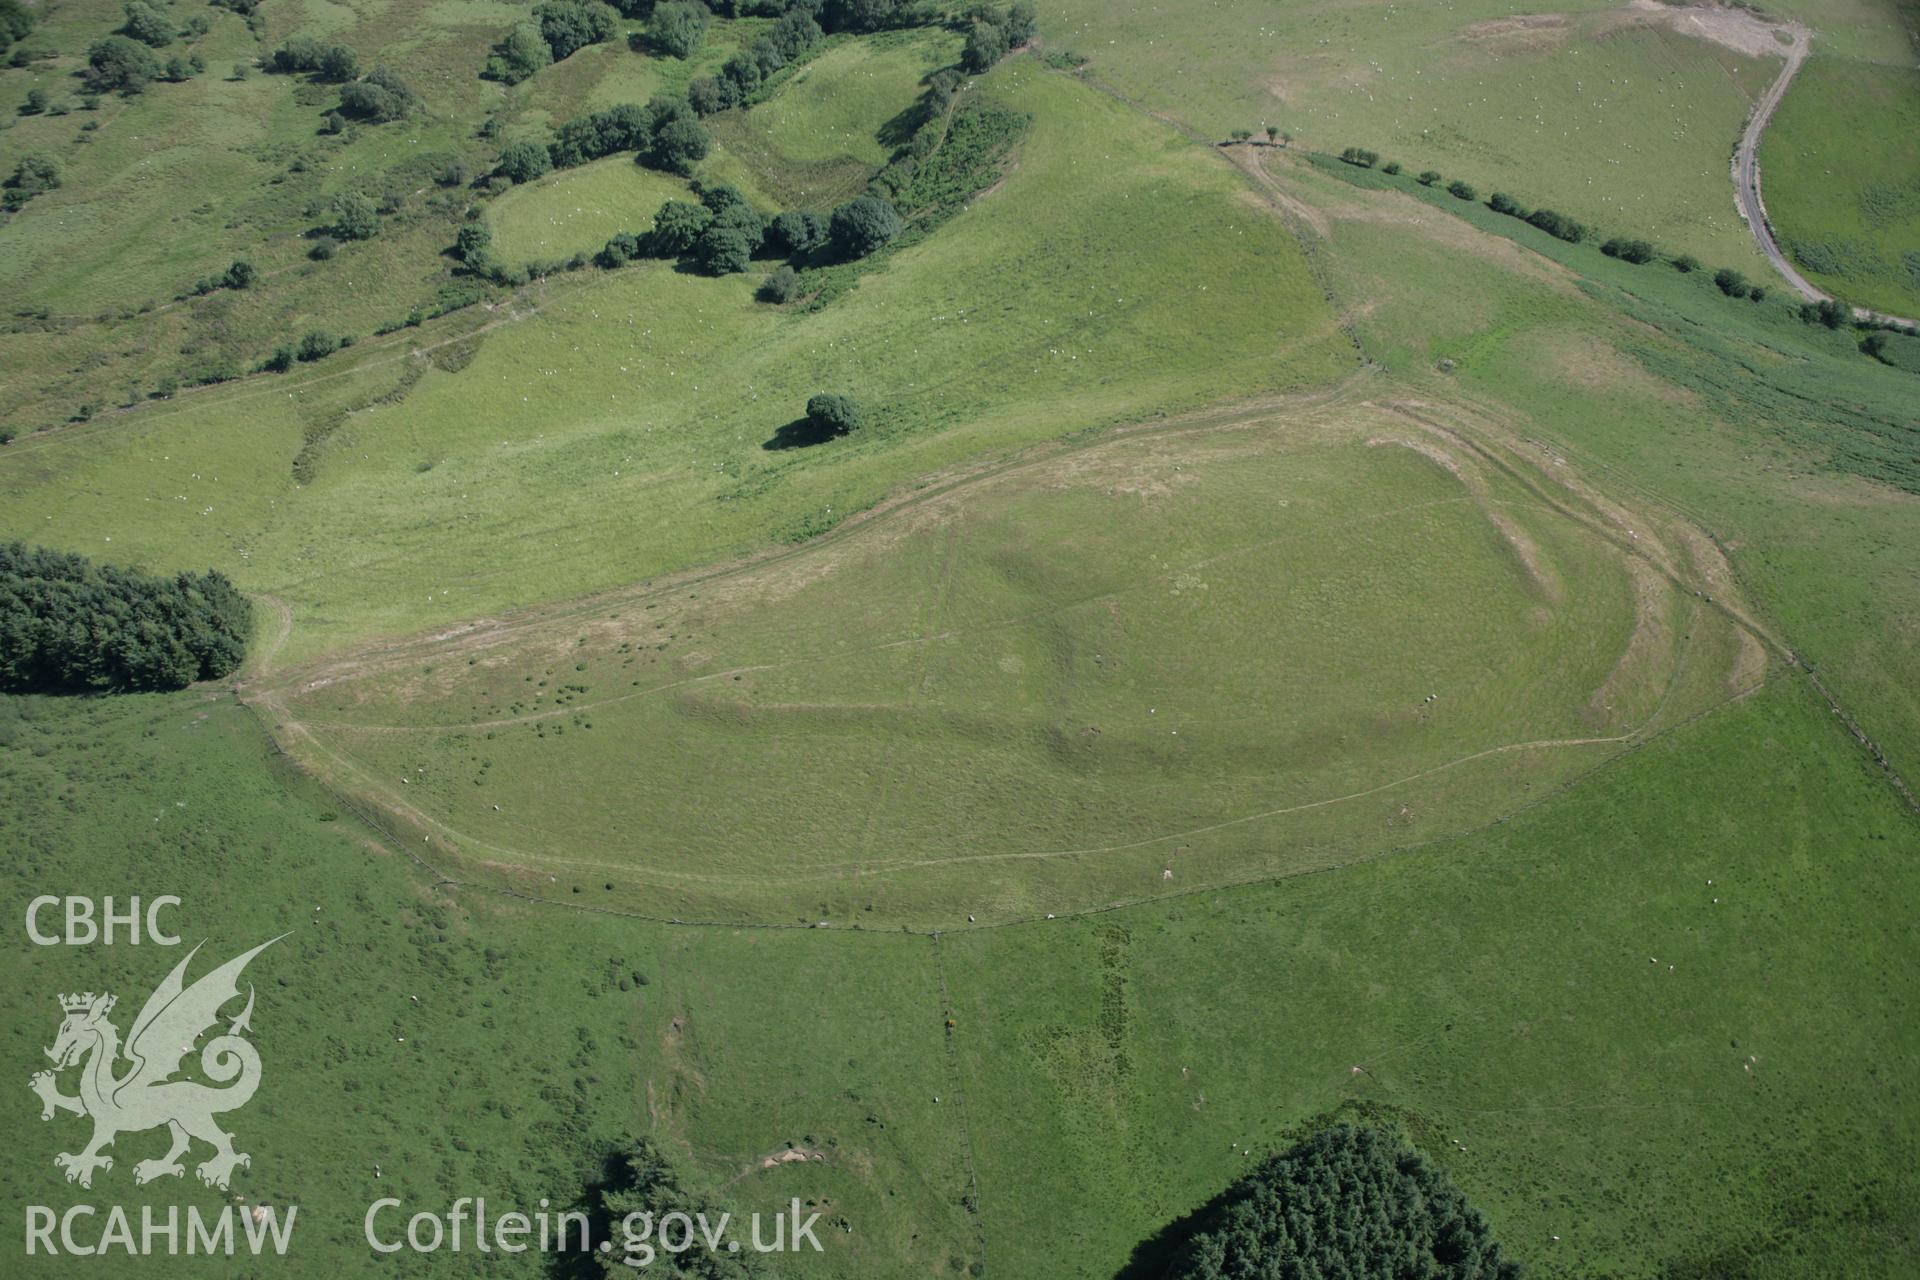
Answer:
762;416;844;450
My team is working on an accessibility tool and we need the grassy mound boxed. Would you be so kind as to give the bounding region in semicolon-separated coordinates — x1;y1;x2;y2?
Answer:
262;398;1761;925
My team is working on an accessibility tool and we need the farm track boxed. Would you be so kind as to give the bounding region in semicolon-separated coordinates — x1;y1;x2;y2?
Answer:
1729;16;1916;327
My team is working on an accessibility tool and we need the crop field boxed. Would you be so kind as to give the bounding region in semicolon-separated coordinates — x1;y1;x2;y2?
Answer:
5;1;1919;1277
258;396;1766;925
1760;55;1920;319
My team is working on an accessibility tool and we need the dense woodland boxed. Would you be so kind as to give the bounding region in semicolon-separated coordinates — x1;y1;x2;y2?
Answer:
1169;1125;1525;1279
0;542;251;692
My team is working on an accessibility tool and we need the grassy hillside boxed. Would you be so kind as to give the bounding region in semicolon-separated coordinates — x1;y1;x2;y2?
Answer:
0;61;1355;663
1039;0;1780;269
260;394;1762;926
1760;55;1920;319
4;655;1913;1276
1290;144;1920;786
4;5;1919;1279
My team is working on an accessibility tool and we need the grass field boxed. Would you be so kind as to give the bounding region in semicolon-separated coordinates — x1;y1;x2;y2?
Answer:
1759;55;1920;318
4;652;1914;1276
1039;0;1782;269
6;4;1920;1278
486;158;693;267
1285;143;1920;788
0;60;1355;664
258;394;1765;925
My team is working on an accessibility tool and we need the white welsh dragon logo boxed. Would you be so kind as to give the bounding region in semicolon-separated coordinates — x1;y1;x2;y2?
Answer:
29;937;283;1191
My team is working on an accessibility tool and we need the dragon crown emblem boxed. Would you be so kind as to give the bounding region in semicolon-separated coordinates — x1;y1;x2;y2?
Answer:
33;937;284;1192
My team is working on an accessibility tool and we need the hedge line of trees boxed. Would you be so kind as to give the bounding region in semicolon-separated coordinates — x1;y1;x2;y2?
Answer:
1169;1125;1525;1280
1335;148;1816;306
685;8;822;113
580;183;898;278
0;543;252;693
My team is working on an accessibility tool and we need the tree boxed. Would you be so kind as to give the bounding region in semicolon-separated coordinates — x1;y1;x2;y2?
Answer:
1601;237;1657;265
121;1;174;48
222;259;256;289
86;36;162;93
1524;208;1586;243
805;393;864;436
316;43;360;82
485;23;552;84
1801;298;1846;329
21;87;47;114
536;0;617;61
340;67;418;122
687;74;736;115
695;225;753;274
1671;253;1701;274
337;82;393;121
296;330;340;362
1487;191;1526;217
549;102;654;167
497;139;553;184
571;1138;763;1277
649;199;712;255
824;0;906;33
962;19;1009;73
331;192;379;240
1006;0;1037;45
1338;146;1379;168
645;1;711;58
1713;267;1748;297
3;152;59;197
699;184;762;240
321;110;347;135
597;231;643;267
1170;1125;1525;1280
0;542;252;693
646;116;710;175
757;264;800;302
828;195;900;258
1417;169;1442;186
1447;179;1477;201
453;222;492;262
768;209;826;256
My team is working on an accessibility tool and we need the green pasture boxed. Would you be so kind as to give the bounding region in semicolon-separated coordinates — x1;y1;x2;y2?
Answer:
1287;145;1920;791
1760;54;1920;319
5;650;1915;1276
268;400;1758;925
486;156;691;266
0;60;1354;664
1040;0;1779;268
